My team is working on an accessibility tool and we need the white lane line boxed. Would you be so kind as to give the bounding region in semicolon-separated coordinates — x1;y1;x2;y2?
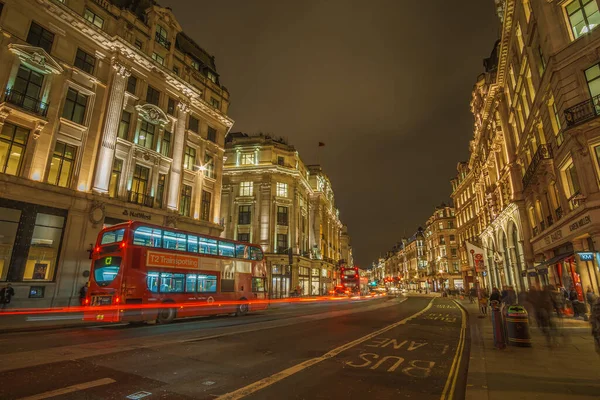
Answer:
215;298;435;400
16;378;116;400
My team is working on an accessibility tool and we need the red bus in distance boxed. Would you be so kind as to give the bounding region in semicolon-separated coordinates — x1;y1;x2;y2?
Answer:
84;221;268;324
337;266;367;296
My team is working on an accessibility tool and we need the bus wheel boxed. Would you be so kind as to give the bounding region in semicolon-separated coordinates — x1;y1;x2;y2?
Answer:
157;306;176;324
236;298;249;316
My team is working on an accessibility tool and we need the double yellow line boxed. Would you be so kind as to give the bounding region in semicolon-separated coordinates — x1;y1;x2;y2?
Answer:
440;300;468;400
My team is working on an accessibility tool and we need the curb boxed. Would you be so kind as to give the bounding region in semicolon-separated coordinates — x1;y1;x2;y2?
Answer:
459;301;490;400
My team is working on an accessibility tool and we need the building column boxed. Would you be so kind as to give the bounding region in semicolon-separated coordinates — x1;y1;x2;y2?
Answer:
167;102;189;210
93;61;130;193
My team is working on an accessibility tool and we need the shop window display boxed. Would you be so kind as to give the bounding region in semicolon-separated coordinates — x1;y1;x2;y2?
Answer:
23;213;65;281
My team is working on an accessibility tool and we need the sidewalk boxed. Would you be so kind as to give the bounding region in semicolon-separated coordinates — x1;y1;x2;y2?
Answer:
460;299;600;400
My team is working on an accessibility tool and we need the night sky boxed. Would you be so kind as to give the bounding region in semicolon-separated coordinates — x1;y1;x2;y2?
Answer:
160;0;499;268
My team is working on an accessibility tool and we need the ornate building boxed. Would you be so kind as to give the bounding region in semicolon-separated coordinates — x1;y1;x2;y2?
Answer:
220;133;346;298
425;204;461;290
0;0;232;307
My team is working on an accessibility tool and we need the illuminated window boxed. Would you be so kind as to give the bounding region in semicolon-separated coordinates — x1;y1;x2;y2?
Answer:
240;181;253;196
204;154;215;179
241;153;255;165
238;205;251;225
118;111;131;140
26;22;54;53
523;0;532;21
207;70;218;83
130;164;149;205
74;49;96;74
184;146;196;170
62;88;88;125
566;0;600;39
191;59;200;70
179;184;192;217
84;8;104;29
562;160;581;208
439;236;445;245
0;123;29;176
200;190;211;221
156;173;166;208
135;121;155;149
108;158;122;198
47;141;76;188
23;213;65;281
155;25;169;49
548;94;563;146
276;182;288;197
160;131;171;157
152;52;165;66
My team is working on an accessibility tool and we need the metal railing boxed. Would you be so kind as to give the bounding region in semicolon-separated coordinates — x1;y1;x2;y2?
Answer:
155;33;171;50
567;192;582;211
565;94;600;127
127;191;154;208
522;144;552;189
4;88;49;117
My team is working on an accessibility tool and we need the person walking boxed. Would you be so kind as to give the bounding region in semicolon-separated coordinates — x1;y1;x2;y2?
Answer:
0;283;15;310
591;295;600;356
469;287;476;304
479;292;489;316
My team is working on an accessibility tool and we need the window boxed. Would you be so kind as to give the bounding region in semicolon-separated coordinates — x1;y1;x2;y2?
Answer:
207;70;218;83
240;181;253;196
523;0;532;21
151;52;165;66
200;190;211;221
180;184;192;217
135;121;155;149
101;229;125;245
219;240;235;257
451;248;457;257
238;233;250;242
108;158;122;198
146;85;160;106
277;206;288;226
449;234;456;243
159;273;185;293
452;262;460;273
448;221;454;229
126;76;137;94
62;88;88;125
549;95;563;146
191;59;200;70
563;160;581;200
277;156;285;166
204;154;215;179
156;174;166;207
118;111;131;140
167;98;176;115
47;141;76;187
199;236;218;255
239;205;251;225
26;22;54;53
0;123;29;176
538;46;547;77
184;146;196;170
163;231;187;251
188;116;199;133
134;39;143;50
210;97;220;109
23;213;65;281
439;236;446;245
13;66;44;109
438;222;444;230
586;63;600;100
84;8;104;28
566;0;600;39
160;131;171;157
240;153;255;165
74;49;95;74
198;274;217;292
207;126;217;142
277;234;288;253
276;182;288;197
133;226;162;247
130;164;149;204
155;25;169;48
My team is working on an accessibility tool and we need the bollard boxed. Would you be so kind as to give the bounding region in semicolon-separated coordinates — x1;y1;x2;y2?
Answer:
490;300;506;349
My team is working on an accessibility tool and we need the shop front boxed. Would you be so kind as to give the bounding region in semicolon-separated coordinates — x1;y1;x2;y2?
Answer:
270;264;291;299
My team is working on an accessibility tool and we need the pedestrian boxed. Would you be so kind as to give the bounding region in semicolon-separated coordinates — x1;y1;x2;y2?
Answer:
539;285;558;346
591;296;600;356
479;292;489;316
469;287;476;303
490;287;501;303
586;287;597;306
79;282;89;306
0;283;15;309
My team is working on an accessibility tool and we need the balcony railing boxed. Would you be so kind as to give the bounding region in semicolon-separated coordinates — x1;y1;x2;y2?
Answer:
533;226;539;236
522;144;552;189
564;94;600;127
567;192;582;211
4;88;49;117
127;191;154;208
555;206;563;221
155;33;171;50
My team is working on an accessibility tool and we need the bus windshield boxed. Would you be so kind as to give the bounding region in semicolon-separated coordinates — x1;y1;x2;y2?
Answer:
93;256;122;286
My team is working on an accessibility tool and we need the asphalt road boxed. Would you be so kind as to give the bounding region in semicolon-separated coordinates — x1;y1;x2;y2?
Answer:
0;296;469;400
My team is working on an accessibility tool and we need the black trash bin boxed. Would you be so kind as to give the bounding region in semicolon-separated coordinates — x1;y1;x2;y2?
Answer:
505;305;532;347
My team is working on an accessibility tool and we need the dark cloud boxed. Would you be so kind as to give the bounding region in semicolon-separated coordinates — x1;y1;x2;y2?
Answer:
161;0;499;267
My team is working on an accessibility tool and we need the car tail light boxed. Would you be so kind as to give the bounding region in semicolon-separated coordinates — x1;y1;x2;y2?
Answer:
115;296;120;304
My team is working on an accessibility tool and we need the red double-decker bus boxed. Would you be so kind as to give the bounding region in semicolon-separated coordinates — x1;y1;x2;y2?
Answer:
337;266;364;296
84;221;268;324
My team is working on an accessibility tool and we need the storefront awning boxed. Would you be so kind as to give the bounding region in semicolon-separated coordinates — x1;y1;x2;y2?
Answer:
535;252;574;272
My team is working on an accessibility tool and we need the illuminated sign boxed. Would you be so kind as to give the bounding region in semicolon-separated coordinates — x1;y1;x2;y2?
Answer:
146;251;200;269
578;252;594;262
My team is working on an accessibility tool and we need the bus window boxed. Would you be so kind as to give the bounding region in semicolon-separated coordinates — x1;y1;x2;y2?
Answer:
101;228;125;245
218;240;235;257
250;247;264;261
235;244;248;259
187;235;199;253
199;237;218;255
185;274;197;293
198;274;217;292
93;256;122;286
163;231;187;251
252;277;266;292
160;272;185;293
147;271;159;293
133;226;162;247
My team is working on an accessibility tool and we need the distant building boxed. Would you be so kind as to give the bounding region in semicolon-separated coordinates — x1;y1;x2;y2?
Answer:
0;0;232;307
425;204;461;290
220;133;347;298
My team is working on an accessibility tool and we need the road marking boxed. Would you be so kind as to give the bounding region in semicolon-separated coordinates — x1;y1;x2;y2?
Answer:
440;300;467;400
17;378;116;400
215;298;435;400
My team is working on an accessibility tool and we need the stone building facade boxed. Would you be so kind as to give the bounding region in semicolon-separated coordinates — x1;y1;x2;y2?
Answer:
220;133;346;298
0;0;232;307
425;204;462;290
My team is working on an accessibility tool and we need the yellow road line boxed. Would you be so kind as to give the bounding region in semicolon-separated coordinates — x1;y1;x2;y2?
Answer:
215;298;436;400
17;378;116;400
440;300;467;400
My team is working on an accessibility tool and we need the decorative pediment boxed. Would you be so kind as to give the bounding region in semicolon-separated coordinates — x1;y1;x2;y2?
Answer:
135;104;169;126
8;44;63;75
